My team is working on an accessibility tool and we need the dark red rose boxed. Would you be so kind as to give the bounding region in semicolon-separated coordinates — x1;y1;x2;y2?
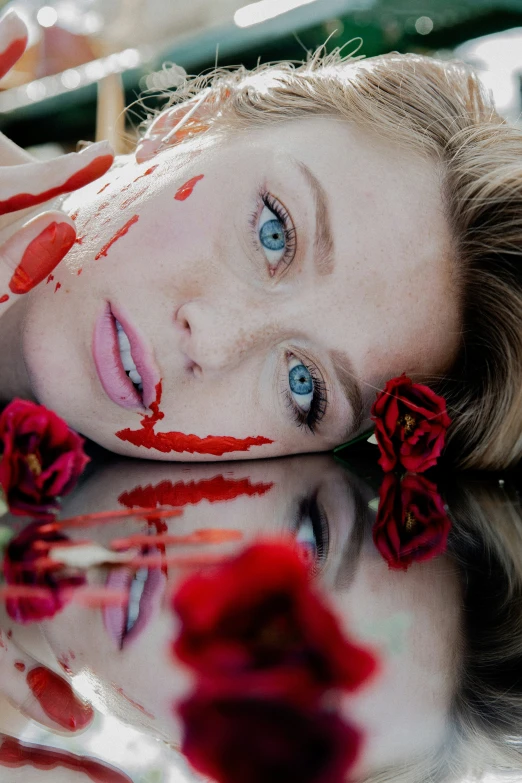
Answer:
178;691;361;783
2;520;86;622
172;541;377;702
0;399;89;516
372;473;452;571
370;375;451;473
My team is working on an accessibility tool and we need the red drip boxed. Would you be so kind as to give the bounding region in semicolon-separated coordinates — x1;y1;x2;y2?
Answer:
0;155;113;215
116;381;273;454
133;165;158;182
174;174;204;201
95;214;139;260
114;686;155;719
0;294;8;303
119;475;273;508
54;282;61;292
46;274;54;283
14;661;26;672
0;734;133;782
97;182;110;194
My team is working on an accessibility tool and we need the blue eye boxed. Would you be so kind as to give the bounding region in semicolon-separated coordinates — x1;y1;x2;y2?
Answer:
288;357;314;412
258;204;287;268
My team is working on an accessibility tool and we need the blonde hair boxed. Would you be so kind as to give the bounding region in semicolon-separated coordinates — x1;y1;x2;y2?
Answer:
144;50;522;470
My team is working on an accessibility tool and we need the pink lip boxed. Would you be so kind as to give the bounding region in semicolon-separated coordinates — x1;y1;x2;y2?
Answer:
93;302;160;410
103;558;166;650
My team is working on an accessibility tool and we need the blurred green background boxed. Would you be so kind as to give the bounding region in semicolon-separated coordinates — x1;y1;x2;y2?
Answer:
1;0;521;148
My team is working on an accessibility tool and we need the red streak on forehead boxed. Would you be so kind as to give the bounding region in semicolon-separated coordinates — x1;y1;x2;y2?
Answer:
0;36;27;80
115;381;273;455
174;174;204;201
118;475;274;508
95;214;139;260
0;155;113;215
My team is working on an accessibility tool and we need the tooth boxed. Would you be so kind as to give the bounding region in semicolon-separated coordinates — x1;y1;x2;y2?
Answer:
118;331;131;352
129;369;143;385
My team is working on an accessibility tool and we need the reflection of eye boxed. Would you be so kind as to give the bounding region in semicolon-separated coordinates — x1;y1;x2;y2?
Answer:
286;354;328;434
253;192;296;273
294;494;329;571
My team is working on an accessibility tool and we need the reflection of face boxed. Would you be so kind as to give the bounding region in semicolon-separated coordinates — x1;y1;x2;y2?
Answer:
0;456;462;777
17;117;458;459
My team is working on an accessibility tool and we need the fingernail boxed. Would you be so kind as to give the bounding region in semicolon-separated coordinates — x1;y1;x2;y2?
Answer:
27;666;94;731
9;222;76;294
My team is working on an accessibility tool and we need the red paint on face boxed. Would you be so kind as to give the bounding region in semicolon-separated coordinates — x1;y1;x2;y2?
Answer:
114;685;155;719
77;268;83;275
14;661;25;672
119;475;274;508
0;36;27;80
74;234;86;245
0;155;113;215
0;735;133;782
174;174;204;201
120;186;148;210
0;294;8;303
58;657;73;675
46;274;54;284
9;222;75;295
97;182;110;194
54;282;62;292
95;214;139;260
70;210;79;220
133;165;158;183
26;667;94;731
116;381;273;454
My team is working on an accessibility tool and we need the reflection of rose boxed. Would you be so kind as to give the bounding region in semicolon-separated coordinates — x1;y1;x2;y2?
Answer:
173;541;376;701
371;375;451;473
372;473;452;571
0;399;89;516
179;691;361;783
3;521;86;623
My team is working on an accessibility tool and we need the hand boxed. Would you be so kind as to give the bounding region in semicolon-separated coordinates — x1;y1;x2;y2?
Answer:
0;630;94;734
0;10;114;312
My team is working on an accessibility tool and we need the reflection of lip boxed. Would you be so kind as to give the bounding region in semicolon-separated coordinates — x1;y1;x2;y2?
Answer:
102;558;166;650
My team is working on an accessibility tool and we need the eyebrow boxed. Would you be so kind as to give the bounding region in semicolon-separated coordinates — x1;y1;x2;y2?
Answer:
295;160;335;276
329;349;364;437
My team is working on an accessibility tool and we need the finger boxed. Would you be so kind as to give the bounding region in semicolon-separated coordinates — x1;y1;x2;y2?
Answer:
0;211;76;306
0;10;28;81
0;140;114;215
0;636;94;733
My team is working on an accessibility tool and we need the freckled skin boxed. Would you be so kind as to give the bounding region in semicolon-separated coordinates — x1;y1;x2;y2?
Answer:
12;119;459;461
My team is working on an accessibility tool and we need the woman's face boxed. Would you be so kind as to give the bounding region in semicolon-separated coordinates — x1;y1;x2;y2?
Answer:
20;117;459;459
0;455;462;776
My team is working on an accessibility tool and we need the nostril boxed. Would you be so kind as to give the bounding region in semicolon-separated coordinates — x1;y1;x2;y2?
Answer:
174;304;191;334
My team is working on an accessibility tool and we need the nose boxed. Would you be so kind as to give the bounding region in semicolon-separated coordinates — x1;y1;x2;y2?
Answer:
174;297;281;375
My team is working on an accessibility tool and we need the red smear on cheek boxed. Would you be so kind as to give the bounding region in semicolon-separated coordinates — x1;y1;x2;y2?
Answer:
119;475;273;508
133;165;158;183
14;661;25;672
95;214;139;260
0;735;133;782
77;268;83;275
120;186;148;209
0;36;27;80
97;182;110;194
174;174;204;201
0;294;8;303
74;234;86;245
70;210;79;220
9;222;75;294
115;381;273;455
26;667;94;730
58;657;73;675
114;685;155;719
46;274;54;284
54;282;61;292
0;155;113;215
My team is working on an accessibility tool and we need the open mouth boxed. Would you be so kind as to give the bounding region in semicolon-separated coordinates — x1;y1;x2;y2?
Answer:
92;303;160;411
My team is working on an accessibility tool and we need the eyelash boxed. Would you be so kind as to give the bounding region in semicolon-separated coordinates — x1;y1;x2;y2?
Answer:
249;190;297;271
284;357;328;434
295;493;330;572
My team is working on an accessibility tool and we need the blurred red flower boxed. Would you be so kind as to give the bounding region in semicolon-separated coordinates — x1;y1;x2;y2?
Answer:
372;472;452;571
2;520;85;623
371;375;451;473
179;691;361;783
172;541;377;702
0;399;89;516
